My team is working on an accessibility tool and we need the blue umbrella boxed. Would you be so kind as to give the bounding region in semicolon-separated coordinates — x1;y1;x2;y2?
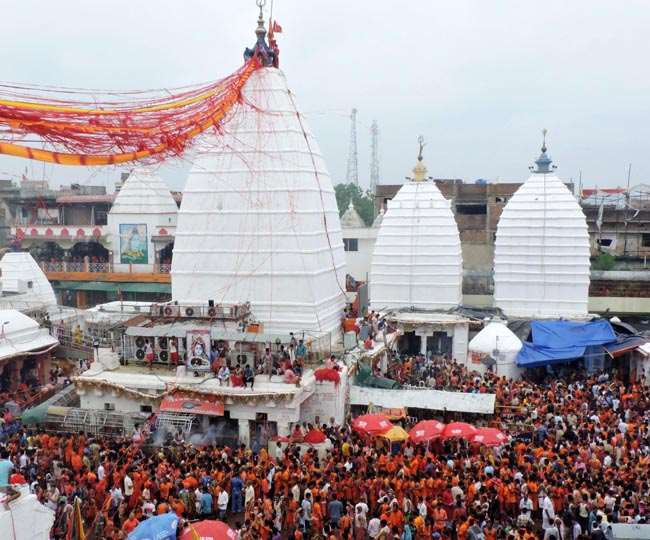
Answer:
128;512;179;540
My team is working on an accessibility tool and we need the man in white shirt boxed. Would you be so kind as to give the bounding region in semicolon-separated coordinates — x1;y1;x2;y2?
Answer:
97;463;105;482
124;473;133;497
291;482;301;502
244;483;255;509
355;501;369;521
367;516;381;539
542;491;556;531
218;488;230;519
519;494;534;514
417;497;427;518
301;492;312;531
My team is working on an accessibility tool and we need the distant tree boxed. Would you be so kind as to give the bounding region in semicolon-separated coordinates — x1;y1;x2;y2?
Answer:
334;183;375;226
592;252;616;271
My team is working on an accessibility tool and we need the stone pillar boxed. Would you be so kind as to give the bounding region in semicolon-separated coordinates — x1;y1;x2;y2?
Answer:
238;419;251;447
415;329;429;356
276;421;291;438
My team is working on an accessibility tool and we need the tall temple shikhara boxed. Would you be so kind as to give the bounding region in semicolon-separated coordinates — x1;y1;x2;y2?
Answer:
494;133;591;318
171;6;347;337
370;138;463;311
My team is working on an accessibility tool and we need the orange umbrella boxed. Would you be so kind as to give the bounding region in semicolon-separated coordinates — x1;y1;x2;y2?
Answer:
180;520;235;540
408;420;446;443
351;414;393;435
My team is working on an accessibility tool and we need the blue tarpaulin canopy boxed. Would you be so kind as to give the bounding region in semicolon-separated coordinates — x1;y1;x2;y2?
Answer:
128;513;178;540
516;320;618;368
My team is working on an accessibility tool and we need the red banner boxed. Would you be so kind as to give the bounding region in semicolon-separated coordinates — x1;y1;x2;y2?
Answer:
160;394;224;416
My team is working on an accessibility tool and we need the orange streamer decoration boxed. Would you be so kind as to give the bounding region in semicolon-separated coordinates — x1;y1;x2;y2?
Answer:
0;58;261;166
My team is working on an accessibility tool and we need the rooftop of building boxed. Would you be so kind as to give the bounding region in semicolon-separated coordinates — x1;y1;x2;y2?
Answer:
76;364;322;400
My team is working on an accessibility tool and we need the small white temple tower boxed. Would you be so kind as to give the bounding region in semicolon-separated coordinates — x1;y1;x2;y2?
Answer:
107;168;177;273
494;132;590;318
370;138;463;310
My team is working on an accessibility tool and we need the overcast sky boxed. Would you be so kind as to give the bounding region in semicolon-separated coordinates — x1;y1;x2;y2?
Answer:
1;0;649;191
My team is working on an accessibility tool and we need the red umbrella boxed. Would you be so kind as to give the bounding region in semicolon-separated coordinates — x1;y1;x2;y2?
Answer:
408;420;446;443
471;427;509;447
303;429;327;444
351;414;393;435
181;520;236;540
441;422;478;440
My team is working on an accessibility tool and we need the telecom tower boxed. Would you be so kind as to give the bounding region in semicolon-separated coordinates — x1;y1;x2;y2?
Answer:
370;119;379;193
345;108;359;185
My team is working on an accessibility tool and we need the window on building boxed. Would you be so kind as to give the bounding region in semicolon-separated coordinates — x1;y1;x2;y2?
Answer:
95;211;108;225
597;238;613;247
495;196;507;203
456;204;487;215
140;405;153;413
343;238;359;252
642;234;650;247
104;402;115;411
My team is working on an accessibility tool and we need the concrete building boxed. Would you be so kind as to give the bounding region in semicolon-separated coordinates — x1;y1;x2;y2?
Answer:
6;172;179;308
386;310;470;364
76;365;348;446
0;309;58;393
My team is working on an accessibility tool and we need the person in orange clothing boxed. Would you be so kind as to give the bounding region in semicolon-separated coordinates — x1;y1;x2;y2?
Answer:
159;478;172;502
70;452;83;474
386;502;404;531
122;511;139;535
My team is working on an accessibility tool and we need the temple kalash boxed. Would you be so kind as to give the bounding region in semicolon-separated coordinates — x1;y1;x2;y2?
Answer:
0;2;649;540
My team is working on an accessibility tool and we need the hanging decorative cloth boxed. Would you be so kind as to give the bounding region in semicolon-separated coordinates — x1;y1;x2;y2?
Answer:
0;57;261;165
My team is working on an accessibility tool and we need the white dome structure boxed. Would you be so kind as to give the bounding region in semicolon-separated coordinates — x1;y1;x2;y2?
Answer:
340;201;365;228
171;29;346;337
107;168;177;272
369;150;462;310
0;252;57;309
468;318;522;378
494;137;590;318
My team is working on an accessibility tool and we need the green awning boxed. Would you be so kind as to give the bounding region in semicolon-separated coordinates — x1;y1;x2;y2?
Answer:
116;282;171;294
53;281;170;294
53;281;116;292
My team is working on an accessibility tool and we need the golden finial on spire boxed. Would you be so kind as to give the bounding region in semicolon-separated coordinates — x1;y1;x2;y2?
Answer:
413;135;428;181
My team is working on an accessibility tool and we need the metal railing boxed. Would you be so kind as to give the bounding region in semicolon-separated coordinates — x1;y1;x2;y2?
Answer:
88;262;111;273
40;260;172;274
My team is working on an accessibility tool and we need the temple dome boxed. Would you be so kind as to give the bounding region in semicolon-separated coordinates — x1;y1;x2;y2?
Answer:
369;156;462;310
109;168;177;215
340;200;366;228
107;168;177;269
494;142;590;318
0;252;57;308
171;67;347;336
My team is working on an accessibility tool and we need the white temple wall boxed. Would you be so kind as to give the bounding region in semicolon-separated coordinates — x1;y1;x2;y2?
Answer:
108;212;176;273
300;368;348;426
